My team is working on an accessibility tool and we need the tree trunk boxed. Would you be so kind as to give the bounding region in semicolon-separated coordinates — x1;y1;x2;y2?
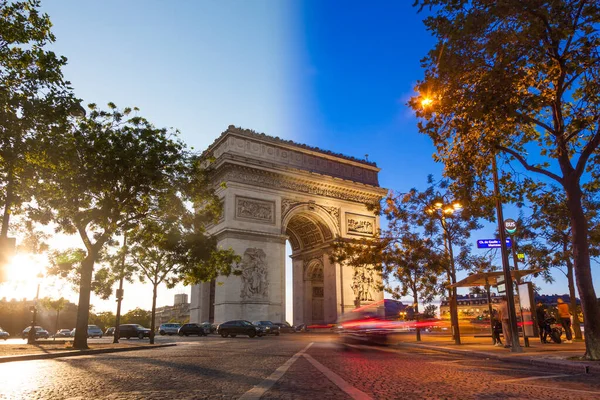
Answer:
73;256;95;349
565;179;600;359
566;258;582;340
54;309;60;341
414;292;421;342
1;167;14;238
150;283;157;345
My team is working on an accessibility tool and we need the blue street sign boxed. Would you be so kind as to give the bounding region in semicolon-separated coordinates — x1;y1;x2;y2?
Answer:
477;238;512;249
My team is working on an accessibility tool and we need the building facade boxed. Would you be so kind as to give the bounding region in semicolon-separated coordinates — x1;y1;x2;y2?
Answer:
190;127;387;325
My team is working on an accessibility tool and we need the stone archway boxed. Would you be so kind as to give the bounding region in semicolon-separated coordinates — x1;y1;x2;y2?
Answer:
189;126;387;325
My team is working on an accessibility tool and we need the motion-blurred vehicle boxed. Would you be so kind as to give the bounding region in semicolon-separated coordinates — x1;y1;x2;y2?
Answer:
117;324;151;339
87;325;103;338
217;320;263;338
337;299;409;345
159;323;182;335
200;321;216;334
54;329;72;338
105;327;115;336
0;327;9;340
273;322;295;333
177;323;208;336
252;321;280;336
294;324;309;332
21;326;49;340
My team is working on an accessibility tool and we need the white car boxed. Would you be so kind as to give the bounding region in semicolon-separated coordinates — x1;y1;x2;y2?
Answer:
70;325;104;338
0;327;9;340
159;323;182;335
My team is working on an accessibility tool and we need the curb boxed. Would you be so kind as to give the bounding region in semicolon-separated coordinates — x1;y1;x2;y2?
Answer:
396;342;600;375
0;343;177;364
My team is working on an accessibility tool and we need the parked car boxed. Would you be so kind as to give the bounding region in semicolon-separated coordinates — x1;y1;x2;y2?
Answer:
273;322;295;333
200;321;216;334
117;324;151;339
54;329;72;338
178;323;208;337
252;321;280;336
105;327;115;336
21;326;49;340
87;325;103;338
294;324;309;332
159;323;182;335
217;320;263;338
0;327;9;340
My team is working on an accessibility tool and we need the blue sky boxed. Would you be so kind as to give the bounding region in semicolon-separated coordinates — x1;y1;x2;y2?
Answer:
19;1;596;314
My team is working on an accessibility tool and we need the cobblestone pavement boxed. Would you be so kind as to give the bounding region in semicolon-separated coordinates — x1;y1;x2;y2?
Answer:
0;334;599;399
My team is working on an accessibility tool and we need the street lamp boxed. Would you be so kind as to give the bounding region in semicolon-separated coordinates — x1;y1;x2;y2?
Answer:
27;272;44;344
427;198;462;345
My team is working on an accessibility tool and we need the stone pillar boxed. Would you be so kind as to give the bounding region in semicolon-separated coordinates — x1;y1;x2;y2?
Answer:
292;256;304;326
213;233;286;323
189;281;211;323
322;254;337;323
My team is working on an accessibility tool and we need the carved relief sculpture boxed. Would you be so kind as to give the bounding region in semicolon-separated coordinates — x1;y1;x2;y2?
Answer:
240;248;269;300
235;196;275;224
346;212;375;236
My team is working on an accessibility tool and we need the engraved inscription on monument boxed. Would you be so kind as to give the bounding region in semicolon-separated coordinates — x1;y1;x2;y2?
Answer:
235;196;275;224
346;212;375;236
240;248;269;300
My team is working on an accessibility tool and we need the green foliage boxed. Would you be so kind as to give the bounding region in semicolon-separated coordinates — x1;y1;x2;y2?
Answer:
0;0;78;235
422;304;438;319
411;0;600;359
88;311;115;331
121;307;151;328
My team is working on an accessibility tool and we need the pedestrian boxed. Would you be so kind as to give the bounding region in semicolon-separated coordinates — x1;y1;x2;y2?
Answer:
491;309;503;347
557;298;573;343
496;296;512;348
535;301;548;344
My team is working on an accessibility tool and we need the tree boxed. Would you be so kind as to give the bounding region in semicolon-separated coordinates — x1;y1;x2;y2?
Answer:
33;103;188;349
422;304;438;319
329;235;387;308
381;177;481;344
519;184;600;340
412;0;600;359
0;0;77;243
40;297;67;338
121;308;151;328
383;230;445;341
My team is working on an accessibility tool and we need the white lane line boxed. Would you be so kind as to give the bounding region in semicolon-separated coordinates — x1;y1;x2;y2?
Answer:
239;342;313;400
496;374;574;383
303;353;373;400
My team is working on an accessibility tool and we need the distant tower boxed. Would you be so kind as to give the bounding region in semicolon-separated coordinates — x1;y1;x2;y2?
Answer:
174;293;188;306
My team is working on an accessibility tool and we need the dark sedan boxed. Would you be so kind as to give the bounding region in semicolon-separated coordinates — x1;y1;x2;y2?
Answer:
178;323;208;336
117;324;151;339
273;322;295;333
252;320;280;336
217;320;263;338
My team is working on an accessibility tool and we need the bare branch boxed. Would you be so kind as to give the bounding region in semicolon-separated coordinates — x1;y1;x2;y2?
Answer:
496;145;563;183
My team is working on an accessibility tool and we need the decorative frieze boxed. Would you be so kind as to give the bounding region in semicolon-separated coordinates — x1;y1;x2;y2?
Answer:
217;165;384;205
235;196;275;224
346;212;376;236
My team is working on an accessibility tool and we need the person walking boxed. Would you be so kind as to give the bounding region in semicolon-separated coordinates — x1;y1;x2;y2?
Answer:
495;296;511;348
557;298;573;343
491;309;503;347
536;302;548;344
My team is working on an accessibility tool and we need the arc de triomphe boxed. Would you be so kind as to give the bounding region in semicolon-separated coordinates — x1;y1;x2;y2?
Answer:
190;126;387;326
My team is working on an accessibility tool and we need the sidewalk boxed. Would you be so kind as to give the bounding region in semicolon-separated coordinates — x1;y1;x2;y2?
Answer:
390;333;600;375
0;339;175;363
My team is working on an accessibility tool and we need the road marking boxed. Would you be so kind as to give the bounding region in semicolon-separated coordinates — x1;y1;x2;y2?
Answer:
239;342;313;400
303;353;373;400
496;374;574;383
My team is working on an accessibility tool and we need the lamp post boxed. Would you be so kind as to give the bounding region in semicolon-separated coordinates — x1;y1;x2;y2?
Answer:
27;273;43;344
491;155;523;353
427;199;462;345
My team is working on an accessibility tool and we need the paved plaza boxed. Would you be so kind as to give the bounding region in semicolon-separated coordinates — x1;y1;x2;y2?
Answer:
0;333;598;399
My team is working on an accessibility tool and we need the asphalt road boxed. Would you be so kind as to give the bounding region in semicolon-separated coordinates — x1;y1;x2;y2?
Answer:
0;333;599;399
